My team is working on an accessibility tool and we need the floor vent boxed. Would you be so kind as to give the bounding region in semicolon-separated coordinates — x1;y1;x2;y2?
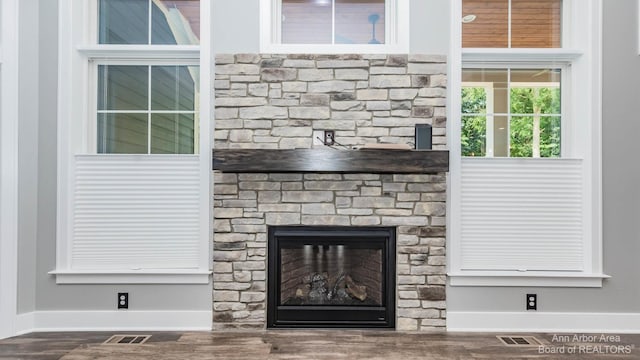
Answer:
497;336;542;347
103;335;151;345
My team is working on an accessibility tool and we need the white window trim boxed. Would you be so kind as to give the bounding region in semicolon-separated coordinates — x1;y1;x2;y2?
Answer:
448;0;605;287
54;0;212;284
0;0;20;339
259;0;410;54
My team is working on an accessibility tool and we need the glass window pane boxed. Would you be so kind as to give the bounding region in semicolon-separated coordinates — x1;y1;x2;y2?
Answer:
510;69;561;115
99;0;149;44
462;68;509;114
335;0;385;44
151;113;195;154
493;115;509;157
511;0;562;48
282;0;332;44
152;0;200;45
540;116;561;157
97;113;148;154
98;65;149;111
280;245;383;306
510;116;533;157
151;66;198;111
462;0;508;48
462;87;487;114
461;116;486;157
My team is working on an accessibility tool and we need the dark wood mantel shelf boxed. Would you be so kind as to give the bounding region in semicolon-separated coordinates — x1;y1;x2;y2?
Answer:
212;148;449;174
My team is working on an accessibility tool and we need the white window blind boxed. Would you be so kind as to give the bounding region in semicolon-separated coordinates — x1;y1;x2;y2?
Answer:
460;157;584;271
71;155;201;270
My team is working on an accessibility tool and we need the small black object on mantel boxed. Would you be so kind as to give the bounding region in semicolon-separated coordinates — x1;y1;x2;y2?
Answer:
415;124;432;150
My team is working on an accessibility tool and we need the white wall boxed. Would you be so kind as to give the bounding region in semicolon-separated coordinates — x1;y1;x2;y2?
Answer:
16;0;39;316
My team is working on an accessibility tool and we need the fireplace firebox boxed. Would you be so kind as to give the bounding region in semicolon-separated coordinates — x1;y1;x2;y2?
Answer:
267;226;396;328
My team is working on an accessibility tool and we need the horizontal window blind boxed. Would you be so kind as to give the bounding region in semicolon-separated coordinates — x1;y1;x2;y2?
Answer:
72;155;201;270
461;158;584;271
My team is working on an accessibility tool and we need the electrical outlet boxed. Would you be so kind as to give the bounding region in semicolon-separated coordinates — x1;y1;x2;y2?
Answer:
324;130;335;146
118;292;129;309
526;293;537;311
312;130;325;147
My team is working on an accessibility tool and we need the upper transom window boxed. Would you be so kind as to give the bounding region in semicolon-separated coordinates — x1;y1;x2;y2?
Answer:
281;0;385;45
462;0;562;48
260;0;408;53
98;0;200;45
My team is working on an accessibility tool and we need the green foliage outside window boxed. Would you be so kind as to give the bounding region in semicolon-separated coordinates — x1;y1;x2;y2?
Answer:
461;86;561;157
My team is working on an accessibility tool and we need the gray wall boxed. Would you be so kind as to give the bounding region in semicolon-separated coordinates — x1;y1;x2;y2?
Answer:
25;0;639;316
31;0;212;313
447;0;640;314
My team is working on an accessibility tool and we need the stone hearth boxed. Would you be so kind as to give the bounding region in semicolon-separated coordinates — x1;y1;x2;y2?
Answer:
213;54;448;331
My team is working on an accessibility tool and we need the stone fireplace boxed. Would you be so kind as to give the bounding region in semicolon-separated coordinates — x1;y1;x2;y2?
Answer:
212;54;448;331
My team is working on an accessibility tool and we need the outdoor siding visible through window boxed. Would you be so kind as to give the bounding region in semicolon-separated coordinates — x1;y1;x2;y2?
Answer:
462;0;562;48
461;68;561;158
282;0;385;44
96;0;200;154
97;65;198;154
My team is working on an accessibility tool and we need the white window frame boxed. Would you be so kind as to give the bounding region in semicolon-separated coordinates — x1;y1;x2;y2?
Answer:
448;0;607;287
52;0;212;284
259;0;410;53
0;0;20;339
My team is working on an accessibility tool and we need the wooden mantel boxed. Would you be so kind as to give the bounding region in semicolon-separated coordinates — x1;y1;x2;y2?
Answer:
212;149;449;174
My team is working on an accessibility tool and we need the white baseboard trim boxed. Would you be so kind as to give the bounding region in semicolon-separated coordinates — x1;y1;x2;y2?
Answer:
447;311;640;333
16;312;35;335
16;310;212;333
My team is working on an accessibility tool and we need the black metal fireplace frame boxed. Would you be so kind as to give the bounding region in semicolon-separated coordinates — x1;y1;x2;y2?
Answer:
267;226;396;329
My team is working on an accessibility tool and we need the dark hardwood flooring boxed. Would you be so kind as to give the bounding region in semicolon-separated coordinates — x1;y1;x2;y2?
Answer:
0;330;638;359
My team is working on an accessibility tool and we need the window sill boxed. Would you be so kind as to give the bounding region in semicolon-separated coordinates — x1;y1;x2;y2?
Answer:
49;269;212;284
77;45;200;60
260;44;409;55
462;48;583;63
448;272;610;288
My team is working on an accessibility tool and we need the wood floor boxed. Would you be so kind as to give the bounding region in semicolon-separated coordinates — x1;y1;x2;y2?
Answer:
1;330;638;359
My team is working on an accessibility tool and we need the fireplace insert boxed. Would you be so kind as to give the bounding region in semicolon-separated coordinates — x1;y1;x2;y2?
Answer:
267;226;396;328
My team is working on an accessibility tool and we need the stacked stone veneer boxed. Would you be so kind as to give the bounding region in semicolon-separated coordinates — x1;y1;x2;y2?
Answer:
213;54;448;331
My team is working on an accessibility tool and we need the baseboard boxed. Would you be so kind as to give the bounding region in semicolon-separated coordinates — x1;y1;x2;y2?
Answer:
16;312;35;335
16;310;212;333
447;311;640;333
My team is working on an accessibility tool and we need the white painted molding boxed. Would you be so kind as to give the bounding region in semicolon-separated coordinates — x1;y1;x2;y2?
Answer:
77;45;200;60
448;272;609;287
447;311;640;333
49;270;212;284
15;313;35;336
462;48;583;63
0;0;20;341
16;310;212;333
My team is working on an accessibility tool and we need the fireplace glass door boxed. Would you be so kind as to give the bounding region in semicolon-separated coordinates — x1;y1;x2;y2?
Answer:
268;226;395;328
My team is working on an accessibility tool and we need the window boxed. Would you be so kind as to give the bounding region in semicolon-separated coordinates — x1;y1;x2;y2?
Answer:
281;0;385;44
449;0;605;287
53;0;211;284
96;64;199;154
260;0;409;53
462;0;562;48
95;0;200;154
461;67;562;157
